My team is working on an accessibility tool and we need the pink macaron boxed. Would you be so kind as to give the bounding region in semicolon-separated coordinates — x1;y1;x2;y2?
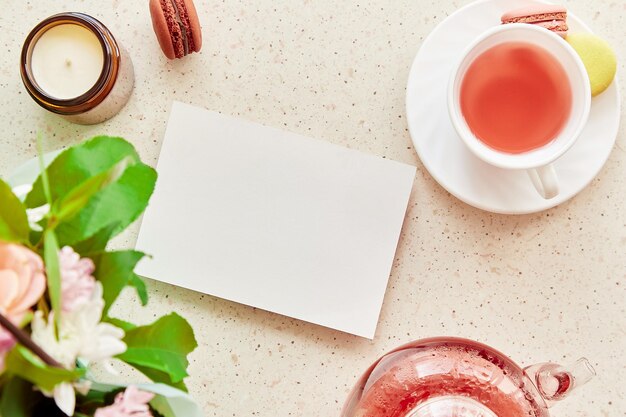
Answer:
501;4;568;38
149;0;202;59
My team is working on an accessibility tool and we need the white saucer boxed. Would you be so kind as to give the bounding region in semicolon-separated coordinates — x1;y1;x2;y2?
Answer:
406;0;620;214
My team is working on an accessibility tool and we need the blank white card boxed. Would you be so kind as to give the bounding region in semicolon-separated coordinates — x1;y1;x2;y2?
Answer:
136;101;416;338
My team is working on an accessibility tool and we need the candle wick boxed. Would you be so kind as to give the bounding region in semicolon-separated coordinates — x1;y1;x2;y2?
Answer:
65;59;72;67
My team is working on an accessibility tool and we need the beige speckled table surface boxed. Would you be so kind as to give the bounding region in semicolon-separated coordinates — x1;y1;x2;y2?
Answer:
1;1;624;416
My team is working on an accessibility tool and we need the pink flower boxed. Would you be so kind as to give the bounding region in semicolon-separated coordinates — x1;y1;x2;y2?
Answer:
94;386;155;417
59;246;96;313
0;242;46;323
0;327;15;372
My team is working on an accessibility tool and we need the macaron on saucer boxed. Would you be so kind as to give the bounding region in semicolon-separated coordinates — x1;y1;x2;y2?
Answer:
405;0;620;214
150;0;202;59
567;33;618;97
501;4;568;37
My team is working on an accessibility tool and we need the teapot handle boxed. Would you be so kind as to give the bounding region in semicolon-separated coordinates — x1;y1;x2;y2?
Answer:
524;358;595;407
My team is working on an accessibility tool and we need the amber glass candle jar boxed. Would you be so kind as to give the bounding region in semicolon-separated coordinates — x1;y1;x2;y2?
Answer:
20;13;134;125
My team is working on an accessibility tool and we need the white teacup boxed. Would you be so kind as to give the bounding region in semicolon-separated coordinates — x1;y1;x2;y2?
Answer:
448;24;591;199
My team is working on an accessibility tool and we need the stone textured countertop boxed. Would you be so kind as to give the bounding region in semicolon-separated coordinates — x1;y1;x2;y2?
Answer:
1;1;624;416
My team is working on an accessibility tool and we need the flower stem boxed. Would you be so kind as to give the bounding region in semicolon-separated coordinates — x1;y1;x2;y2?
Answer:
36;132;53;207
0;312;62;368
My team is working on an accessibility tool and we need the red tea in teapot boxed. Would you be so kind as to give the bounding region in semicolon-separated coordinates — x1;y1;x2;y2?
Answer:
349;343;542;417
341;338;593;417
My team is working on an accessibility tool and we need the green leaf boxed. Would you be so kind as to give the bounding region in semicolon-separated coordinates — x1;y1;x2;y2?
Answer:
43;229;62;324
129;273;149;306
25;136;140;208
5;346;83;392
149;391;178;417
102;317;137;332
117;313;197;386
91;250;146;315
71;223;119;256
128;366;188;392
24;136;156;247
117;348;188;381
51;156;134;224
0;178;29;243
54;163;157;246
0;377;42;417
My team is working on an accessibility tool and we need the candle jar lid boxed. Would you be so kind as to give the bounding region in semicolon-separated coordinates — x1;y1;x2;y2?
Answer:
20;12;121;115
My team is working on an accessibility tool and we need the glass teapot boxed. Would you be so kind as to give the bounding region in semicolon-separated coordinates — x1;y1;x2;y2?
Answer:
341;337;595;417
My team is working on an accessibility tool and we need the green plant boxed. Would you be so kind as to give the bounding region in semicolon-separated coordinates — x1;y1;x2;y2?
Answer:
0;136;198;417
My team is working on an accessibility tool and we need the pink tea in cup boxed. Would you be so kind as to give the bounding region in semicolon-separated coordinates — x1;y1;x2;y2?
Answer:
460;41;572;154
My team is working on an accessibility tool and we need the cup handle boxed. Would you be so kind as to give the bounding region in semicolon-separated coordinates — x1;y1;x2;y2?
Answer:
527;164;559;199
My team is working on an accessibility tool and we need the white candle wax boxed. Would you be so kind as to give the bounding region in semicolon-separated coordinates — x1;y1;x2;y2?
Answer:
31;24;104;100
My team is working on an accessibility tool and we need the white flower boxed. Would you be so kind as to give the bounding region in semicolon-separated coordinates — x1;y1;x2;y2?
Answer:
31;282;126;415
63;283;126;362
30;311;80;368
53;383;75;417
47;379;93;416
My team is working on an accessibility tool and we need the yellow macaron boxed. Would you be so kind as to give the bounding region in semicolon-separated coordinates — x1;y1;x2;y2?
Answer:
566;33;617;97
